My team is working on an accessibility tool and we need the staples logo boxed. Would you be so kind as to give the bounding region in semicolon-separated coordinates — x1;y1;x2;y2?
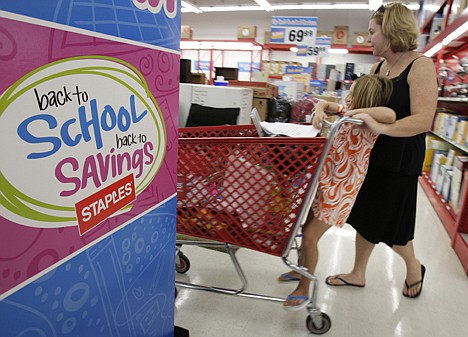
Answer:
0;56;166;230
133;0;177;18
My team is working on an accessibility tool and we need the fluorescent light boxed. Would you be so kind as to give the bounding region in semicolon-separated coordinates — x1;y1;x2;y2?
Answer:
268;4;369;10
254;0;274;12
200;6;265;12
443;21;468;45
180;40;259;51
189;2;421;13
369;0;383;11
328;48;349;54
424;43;442;57
181;1;202;14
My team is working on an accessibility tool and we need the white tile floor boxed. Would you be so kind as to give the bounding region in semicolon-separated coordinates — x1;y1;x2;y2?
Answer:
175;184;468;337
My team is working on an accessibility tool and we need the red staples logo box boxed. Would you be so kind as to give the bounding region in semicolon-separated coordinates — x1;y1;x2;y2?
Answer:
75;174;136;235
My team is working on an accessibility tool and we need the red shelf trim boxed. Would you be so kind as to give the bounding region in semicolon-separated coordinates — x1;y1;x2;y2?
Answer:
452;233;468;274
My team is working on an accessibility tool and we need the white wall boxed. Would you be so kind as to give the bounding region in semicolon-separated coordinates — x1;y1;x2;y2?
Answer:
182;9;374;41
181;9;379;79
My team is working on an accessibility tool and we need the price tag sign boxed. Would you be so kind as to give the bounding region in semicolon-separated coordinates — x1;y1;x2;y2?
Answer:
270;16;318;46
296;37;331;57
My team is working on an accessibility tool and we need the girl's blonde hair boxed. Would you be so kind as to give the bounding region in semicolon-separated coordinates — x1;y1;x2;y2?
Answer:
371;2;419;52
351;75;393;109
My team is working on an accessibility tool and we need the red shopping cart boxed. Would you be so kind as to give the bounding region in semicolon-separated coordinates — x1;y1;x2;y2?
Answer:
176;118;362;334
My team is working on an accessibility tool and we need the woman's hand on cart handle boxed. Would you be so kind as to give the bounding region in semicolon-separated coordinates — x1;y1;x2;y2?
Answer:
346;113;388;135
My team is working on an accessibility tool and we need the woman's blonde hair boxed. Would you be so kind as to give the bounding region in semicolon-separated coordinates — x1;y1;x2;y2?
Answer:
371;2;419;52
351;75;393;109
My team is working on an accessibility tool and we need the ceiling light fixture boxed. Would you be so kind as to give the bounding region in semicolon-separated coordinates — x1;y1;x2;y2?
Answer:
424;43;442;57
442;21;468;45
180;40;261;51
254;0;274;12
368;0;383;11
328;48;349;54
181;1;203;14
190;2;421;13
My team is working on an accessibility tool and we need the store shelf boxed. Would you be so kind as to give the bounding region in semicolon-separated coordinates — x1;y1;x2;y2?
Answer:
420;172;458;238
429;131;468;153
422;7;468;59
439;98;468;103
419;0;448;34
422;95;468;274
453;232;468;273
263;43;373;54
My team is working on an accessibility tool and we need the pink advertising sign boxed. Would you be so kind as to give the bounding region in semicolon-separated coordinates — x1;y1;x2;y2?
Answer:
0;14;179;298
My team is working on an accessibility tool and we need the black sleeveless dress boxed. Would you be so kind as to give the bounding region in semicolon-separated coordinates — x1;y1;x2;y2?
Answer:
347;57;427;246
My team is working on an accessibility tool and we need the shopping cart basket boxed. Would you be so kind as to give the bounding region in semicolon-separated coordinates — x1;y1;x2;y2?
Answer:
176;118;362;334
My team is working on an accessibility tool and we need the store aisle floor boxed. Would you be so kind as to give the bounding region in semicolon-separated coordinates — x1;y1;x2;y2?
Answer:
174;184;468;337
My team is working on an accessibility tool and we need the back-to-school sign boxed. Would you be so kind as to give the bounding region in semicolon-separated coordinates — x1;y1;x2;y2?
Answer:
270;16;318;48
0;56;166;235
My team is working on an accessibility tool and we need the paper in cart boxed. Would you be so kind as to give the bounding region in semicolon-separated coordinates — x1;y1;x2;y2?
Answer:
250;108;320;137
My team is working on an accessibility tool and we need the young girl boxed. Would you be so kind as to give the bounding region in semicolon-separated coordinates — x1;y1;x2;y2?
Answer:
282;74;395;311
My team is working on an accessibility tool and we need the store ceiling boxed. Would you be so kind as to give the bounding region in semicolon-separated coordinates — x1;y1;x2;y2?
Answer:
187;0;367;5
182;1;420;12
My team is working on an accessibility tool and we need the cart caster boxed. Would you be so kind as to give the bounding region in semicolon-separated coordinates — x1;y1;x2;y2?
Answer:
176;252;191;273
306;313;331;335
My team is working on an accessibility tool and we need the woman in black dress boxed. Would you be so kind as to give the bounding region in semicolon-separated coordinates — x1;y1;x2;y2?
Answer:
325;2;438;298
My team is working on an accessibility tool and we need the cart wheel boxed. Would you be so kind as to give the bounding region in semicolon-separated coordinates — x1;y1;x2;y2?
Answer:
176;253;190;273
175;287;178;299
306;313;331;335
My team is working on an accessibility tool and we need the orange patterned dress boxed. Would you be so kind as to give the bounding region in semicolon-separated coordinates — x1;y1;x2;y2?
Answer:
312;124;377;227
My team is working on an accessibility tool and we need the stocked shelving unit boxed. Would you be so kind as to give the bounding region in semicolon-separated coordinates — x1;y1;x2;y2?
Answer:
262;42;373;80
420;3;468;273
180;39;264;84
181;39;374;84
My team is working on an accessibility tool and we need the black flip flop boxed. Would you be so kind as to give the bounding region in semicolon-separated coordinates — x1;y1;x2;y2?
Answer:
403;264;426;298
325;274;365;288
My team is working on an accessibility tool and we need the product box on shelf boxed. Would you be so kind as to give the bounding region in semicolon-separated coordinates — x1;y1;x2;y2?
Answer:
179;83;253;127
332;26;349;45
352;32;370;46
455;120;468;145
442;169;454;201
317;31;333;39
443;115;460;139
228;80;279;98
181;25;193;39
252;97;269;121
423;135;451;171
274;80;305;101
433;111;450;134
450;155;468;212
237;25;257;39
191;72;206;84
449;115;468;140
436;165;452;194
430;152;448;183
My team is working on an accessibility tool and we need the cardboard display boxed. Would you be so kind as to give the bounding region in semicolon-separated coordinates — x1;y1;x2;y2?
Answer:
237;25;257;39
332;26;349;44
352;32;370;46
181;25;193;39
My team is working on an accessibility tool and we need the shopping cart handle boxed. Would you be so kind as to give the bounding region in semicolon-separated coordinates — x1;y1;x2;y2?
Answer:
323;116;364;127
340;116;364;126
